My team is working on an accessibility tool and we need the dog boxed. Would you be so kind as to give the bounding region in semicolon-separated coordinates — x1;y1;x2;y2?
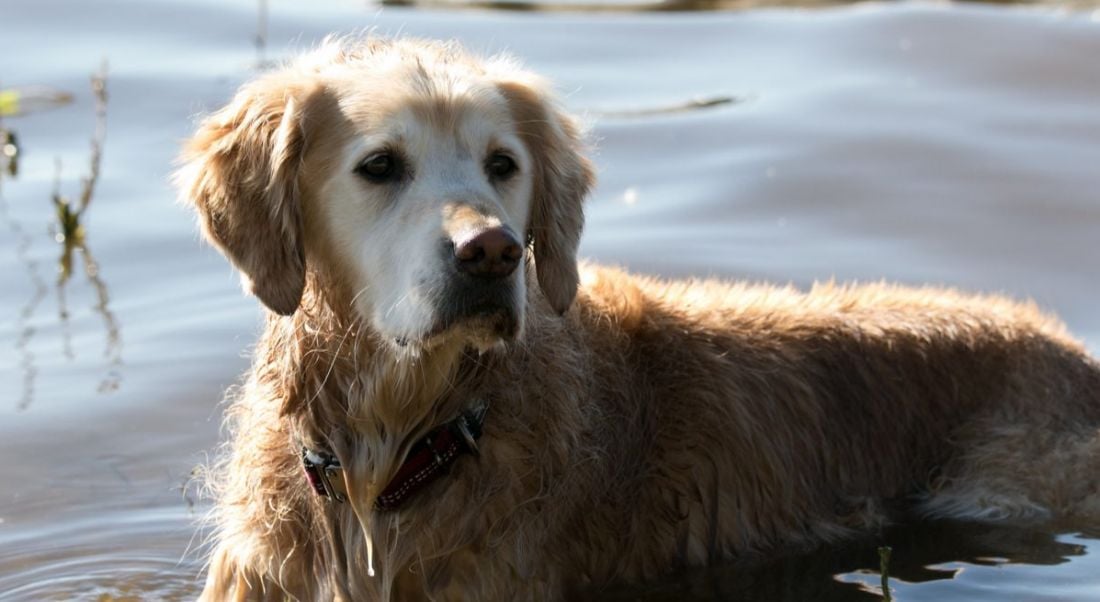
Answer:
177;37;1100;600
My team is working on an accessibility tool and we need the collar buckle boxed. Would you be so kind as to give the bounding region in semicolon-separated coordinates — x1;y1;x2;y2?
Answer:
302;448;347;503
453;400;489;456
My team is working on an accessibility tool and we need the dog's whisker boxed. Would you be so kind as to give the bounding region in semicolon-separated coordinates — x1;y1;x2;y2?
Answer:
349;282;373;307
304;319;357;409
382;289;413;321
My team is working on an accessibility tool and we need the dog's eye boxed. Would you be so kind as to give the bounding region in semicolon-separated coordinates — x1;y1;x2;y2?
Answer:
485;152;518;181
355;153;401;183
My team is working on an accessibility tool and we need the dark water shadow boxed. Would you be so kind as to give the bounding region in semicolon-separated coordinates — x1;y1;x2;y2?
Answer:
589;96;745;119
585;520;1090;601
2;65;123;411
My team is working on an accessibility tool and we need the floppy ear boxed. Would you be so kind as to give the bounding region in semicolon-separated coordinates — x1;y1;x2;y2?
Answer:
497;78;595;315
176;77;315;316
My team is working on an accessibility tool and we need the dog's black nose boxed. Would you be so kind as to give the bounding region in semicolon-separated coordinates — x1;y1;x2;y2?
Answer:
454;227;523;278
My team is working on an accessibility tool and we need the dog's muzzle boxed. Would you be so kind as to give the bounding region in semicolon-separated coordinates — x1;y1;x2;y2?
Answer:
430;225;524;340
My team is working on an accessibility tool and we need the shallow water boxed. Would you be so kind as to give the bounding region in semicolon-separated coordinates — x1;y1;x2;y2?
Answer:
2;0;1099;599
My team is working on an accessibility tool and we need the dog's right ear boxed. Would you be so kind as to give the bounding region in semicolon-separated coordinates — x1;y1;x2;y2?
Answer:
495;75;595;316
176;77;317;316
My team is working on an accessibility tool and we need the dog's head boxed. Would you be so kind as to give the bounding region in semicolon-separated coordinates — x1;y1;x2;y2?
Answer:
177;38;593;349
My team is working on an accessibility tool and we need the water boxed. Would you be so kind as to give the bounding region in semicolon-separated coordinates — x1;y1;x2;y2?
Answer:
2;0;1099;599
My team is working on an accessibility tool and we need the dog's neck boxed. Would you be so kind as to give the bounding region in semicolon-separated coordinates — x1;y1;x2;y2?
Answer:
264;282;492;508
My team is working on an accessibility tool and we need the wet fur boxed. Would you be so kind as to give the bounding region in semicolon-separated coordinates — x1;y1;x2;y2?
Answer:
178;38;1100;601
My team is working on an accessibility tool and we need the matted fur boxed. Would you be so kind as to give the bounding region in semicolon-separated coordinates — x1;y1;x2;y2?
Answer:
178;37;1100;601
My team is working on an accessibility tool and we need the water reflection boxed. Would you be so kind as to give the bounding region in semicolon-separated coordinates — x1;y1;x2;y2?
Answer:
1;100;45;411
2;66;123;410
590;521;1090;601
255;0;276;71
0;157;48;411
1;129;18;177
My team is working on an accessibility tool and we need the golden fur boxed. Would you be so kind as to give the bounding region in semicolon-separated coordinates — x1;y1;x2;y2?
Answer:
178;37;1100;601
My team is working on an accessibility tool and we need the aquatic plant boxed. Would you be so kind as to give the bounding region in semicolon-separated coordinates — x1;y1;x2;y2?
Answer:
49;62;123;394
51;65;106;251
878;545;893;601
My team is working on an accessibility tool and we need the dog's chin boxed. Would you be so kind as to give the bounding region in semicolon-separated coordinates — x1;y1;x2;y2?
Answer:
451;309;522;352
391;308;521;355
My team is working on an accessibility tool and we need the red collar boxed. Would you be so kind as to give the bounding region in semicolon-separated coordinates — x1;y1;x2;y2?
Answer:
302;402;488;511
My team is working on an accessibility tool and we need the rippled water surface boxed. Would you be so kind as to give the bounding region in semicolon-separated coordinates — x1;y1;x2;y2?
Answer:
2;0;1099;599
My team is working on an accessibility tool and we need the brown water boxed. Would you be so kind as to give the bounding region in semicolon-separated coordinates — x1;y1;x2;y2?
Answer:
2;0;1099;599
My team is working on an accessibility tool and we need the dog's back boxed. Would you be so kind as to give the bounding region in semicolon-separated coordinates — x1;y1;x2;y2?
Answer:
498;265;1100;588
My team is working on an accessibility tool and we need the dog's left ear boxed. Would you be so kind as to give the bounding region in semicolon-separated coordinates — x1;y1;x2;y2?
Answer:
176;77;318;316
496;77;595;315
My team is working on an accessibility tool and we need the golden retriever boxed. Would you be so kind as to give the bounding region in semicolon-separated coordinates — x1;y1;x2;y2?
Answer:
177;37;1100;600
